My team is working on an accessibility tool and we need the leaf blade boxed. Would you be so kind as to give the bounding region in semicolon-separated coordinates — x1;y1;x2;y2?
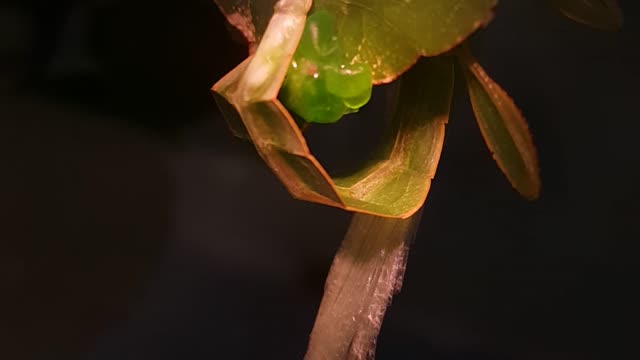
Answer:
316;0;497;83
215;0;496;83
460;47;541;199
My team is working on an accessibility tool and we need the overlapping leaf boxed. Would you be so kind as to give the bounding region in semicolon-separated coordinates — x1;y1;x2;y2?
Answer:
214;47;454;217
215;0;496;83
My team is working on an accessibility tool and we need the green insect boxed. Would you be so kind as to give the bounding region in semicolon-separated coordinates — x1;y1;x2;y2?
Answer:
279;10;373;123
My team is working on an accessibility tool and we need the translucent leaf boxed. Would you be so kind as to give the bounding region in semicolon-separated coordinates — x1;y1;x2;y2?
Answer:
315;0;496;83
213;6;454;217
459;46;541;199
214;0;496;84
551;0;623;30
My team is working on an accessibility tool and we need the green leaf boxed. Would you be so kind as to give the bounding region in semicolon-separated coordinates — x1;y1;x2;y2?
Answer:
333;57;454;216
459;46;540;200
551;0;623;30
214;22;455;217
314;0;496;83
214;0;462;216
215;0;496;84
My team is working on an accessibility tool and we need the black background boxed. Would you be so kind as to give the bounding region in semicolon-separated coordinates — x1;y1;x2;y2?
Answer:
1;1;638;359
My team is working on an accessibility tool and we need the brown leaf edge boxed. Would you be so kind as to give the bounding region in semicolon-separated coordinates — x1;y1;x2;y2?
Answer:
458;44;541;200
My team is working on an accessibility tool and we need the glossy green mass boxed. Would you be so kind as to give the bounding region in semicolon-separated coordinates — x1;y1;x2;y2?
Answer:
325;62;373;108
280;58;350;124
301;9;338;57
279;10;373;124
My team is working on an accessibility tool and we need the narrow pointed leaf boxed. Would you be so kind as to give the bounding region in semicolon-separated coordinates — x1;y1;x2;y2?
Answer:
551;0;623;30
459;47;541;199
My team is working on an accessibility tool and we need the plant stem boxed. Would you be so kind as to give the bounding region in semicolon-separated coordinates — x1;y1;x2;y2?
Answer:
304;209;422;360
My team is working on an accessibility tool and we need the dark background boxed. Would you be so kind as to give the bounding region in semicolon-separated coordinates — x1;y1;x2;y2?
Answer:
1;1;638;359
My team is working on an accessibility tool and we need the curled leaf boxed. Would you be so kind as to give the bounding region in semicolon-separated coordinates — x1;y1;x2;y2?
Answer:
551;0;623;30
213;4;454;218
459;46;541;200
